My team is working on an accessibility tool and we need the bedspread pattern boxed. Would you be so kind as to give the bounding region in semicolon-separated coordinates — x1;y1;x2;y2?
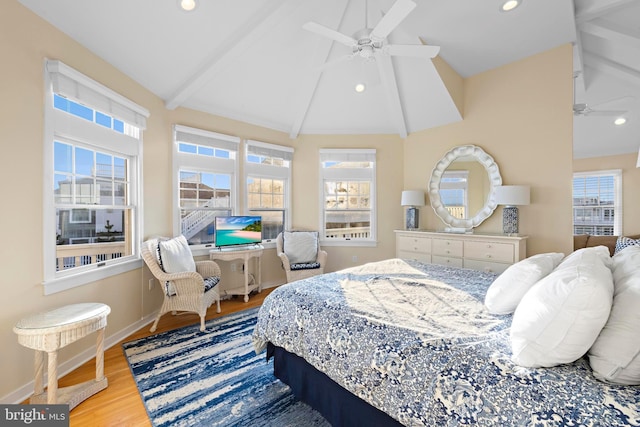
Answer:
252;259;640;426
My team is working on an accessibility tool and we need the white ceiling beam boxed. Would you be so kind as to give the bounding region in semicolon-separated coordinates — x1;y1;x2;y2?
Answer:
376;54;407;138
165;0;301;110
289;1;350;139
575;0;636;24
584;51;640;86
580;18;640;49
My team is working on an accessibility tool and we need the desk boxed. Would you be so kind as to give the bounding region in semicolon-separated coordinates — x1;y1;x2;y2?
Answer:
210;245;263;302
13;303;110;409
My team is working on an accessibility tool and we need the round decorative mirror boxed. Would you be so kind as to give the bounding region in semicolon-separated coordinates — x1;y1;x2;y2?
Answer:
428;145;502;230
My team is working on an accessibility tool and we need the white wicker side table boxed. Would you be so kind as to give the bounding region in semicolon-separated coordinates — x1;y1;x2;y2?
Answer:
13;303;111;409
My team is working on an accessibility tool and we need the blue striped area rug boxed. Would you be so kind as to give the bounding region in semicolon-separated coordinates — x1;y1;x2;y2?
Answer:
122;307;330;427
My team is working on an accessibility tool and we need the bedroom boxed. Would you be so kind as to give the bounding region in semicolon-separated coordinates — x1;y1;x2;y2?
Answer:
1;0;639;424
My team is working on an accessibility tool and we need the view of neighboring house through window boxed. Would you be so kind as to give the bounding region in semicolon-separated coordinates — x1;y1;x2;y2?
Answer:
44;59;148;294
245;140;293;241
173;125;239;248
320;149;376;245
572;170;622;236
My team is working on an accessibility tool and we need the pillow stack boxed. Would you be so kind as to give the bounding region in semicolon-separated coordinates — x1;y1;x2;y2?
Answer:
509;246;614;367
588;245;640;385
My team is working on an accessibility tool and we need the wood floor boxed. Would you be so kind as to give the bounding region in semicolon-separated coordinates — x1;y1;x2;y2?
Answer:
24;288;276;427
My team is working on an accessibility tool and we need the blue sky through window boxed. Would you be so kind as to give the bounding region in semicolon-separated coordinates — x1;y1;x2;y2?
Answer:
53;94;124;134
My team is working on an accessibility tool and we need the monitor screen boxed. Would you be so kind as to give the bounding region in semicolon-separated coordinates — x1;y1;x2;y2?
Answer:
214;216;262;247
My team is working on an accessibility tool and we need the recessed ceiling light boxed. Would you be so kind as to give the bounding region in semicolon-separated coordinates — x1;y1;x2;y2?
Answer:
500;0;522;12
614;117;627;125
355;83;366;93
180;0;197;12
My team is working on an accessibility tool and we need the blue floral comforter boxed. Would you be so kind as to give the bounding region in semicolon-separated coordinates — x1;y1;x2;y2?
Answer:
252;258;640;426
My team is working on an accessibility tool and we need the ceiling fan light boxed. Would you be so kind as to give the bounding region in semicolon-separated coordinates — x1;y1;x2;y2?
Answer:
614;117;627;125
355;83;366;93
500;0;522;12
180;0;197;12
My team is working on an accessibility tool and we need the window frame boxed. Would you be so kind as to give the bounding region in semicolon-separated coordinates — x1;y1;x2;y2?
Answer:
172;125;240;256
245;140;293;244
572;169;622;236
319;148;377;247
43;59;148;295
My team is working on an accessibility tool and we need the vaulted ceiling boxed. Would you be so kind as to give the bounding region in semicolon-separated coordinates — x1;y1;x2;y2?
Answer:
17;0;640;159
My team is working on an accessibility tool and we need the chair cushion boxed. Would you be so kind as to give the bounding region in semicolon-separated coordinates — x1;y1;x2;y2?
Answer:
158;235;196;274
165;276;220;297
283;231;319;264
484;252;564;315
290;262;321;271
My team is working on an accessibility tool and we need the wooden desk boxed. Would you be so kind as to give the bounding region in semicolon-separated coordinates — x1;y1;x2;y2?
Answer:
210;245;263;302
13;303;111;409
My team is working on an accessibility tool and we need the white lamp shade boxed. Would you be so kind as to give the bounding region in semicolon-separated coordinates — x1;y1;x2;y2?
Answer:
495;185;530;206
636;146;640;168
401;190;425;207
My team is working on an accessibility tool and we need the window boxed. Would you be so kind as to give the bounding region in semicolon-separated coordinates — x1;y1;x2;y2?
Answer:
44;59;149;294
245;140;293;241
173;125;239;249
572;170;622;236
320;149;376;245
439;170;469;219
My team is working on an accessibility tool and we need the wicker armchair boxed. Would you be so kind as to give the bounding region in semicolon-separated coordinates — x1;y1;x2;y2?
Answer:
276;231;327;283
142;238;221;332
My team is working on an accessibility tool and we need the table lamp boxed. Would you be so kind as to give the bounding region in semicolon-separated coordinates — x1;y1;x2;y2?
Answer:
495;185;530;235
401;190;425;230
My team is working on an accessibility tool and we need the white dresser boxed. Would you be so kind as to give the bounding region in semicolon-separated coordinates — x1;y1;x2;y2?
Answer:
395;230;527;274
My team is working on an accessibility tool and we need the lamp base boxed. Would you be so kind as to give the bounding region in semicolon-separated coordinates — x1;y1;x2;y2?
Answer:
406;207;419;230
502;206;519;235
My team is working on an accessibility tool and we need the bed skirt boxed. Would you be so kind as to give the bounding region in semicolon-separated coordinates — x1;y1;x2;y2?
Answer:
268;342;403;427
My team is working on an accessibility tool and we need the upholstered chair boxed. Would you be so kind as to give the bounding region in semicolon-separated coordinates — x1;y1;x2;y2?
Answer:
276;231;327;283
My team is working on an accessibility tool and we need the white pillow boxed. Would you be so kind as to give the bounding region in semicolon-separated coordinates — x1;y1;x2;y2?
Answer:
484;253;564;315
283;231;318;264
611;245;640;287
510;256;613;368
158;235;196;273
589;271;640;385
557;245;611;270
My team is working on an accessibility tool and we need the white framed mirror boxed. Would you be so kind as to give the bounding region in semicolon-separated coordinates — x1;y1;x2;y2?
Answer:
428;145;502;230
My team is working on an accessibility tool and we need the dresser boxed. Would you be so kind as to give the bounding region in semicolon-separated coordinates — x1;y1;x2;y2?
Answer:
395;230;527;274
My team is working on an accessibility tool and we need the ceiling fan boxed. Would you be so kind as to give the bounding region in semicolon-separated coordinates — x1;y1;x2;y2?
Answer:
573;72;629;118
302;0;440;63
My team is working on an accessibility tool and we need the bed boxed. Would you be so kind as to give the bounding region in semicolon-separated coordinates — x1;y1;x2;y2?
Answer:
252;258;640;426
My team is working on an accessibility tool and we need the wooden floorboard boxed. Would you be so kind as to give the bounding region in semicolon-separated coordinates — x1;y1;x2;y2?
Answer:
22;288;276;427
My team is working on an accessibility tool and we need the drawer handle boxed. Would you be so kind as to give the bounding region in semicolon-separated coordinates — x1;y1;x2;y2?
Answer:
486;254;492;259
486;244;492;248
446;250;450;254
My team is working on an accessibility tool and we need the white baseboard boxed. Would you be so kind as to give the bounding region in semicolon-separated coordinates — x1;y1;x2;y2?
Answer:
1;311;158;404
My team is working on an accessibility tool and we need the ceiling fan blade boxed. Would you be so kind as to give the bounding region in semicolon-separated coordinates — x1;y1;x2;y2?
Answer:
386;44;440;58
585;110;627;117
303;22;356;47
370;0;416;42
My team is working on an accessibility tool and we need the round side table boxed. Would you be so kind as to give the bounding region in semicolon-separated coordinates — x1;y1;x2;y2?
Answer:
13;303;111;409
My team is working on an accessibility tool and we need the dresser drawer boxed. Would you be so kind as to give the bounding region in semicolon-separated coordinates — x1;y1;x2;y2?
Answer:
398;251;432;263
464;259;510;274
397;236;432;253
432;255;464;268
464;241;514;263
432;239;463;257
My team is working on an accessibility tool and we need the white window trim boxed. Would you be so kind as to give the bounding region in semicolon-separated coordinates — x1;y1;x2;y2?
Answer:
573;169;622;236
319;148;377;247
173;125;240;256
245;140;293;238
43;59;148;294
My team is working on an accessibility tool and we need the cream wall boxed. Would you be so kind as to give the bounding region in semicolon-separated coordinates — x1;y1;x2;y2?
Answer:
404;45;575;257
573;153;640;236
